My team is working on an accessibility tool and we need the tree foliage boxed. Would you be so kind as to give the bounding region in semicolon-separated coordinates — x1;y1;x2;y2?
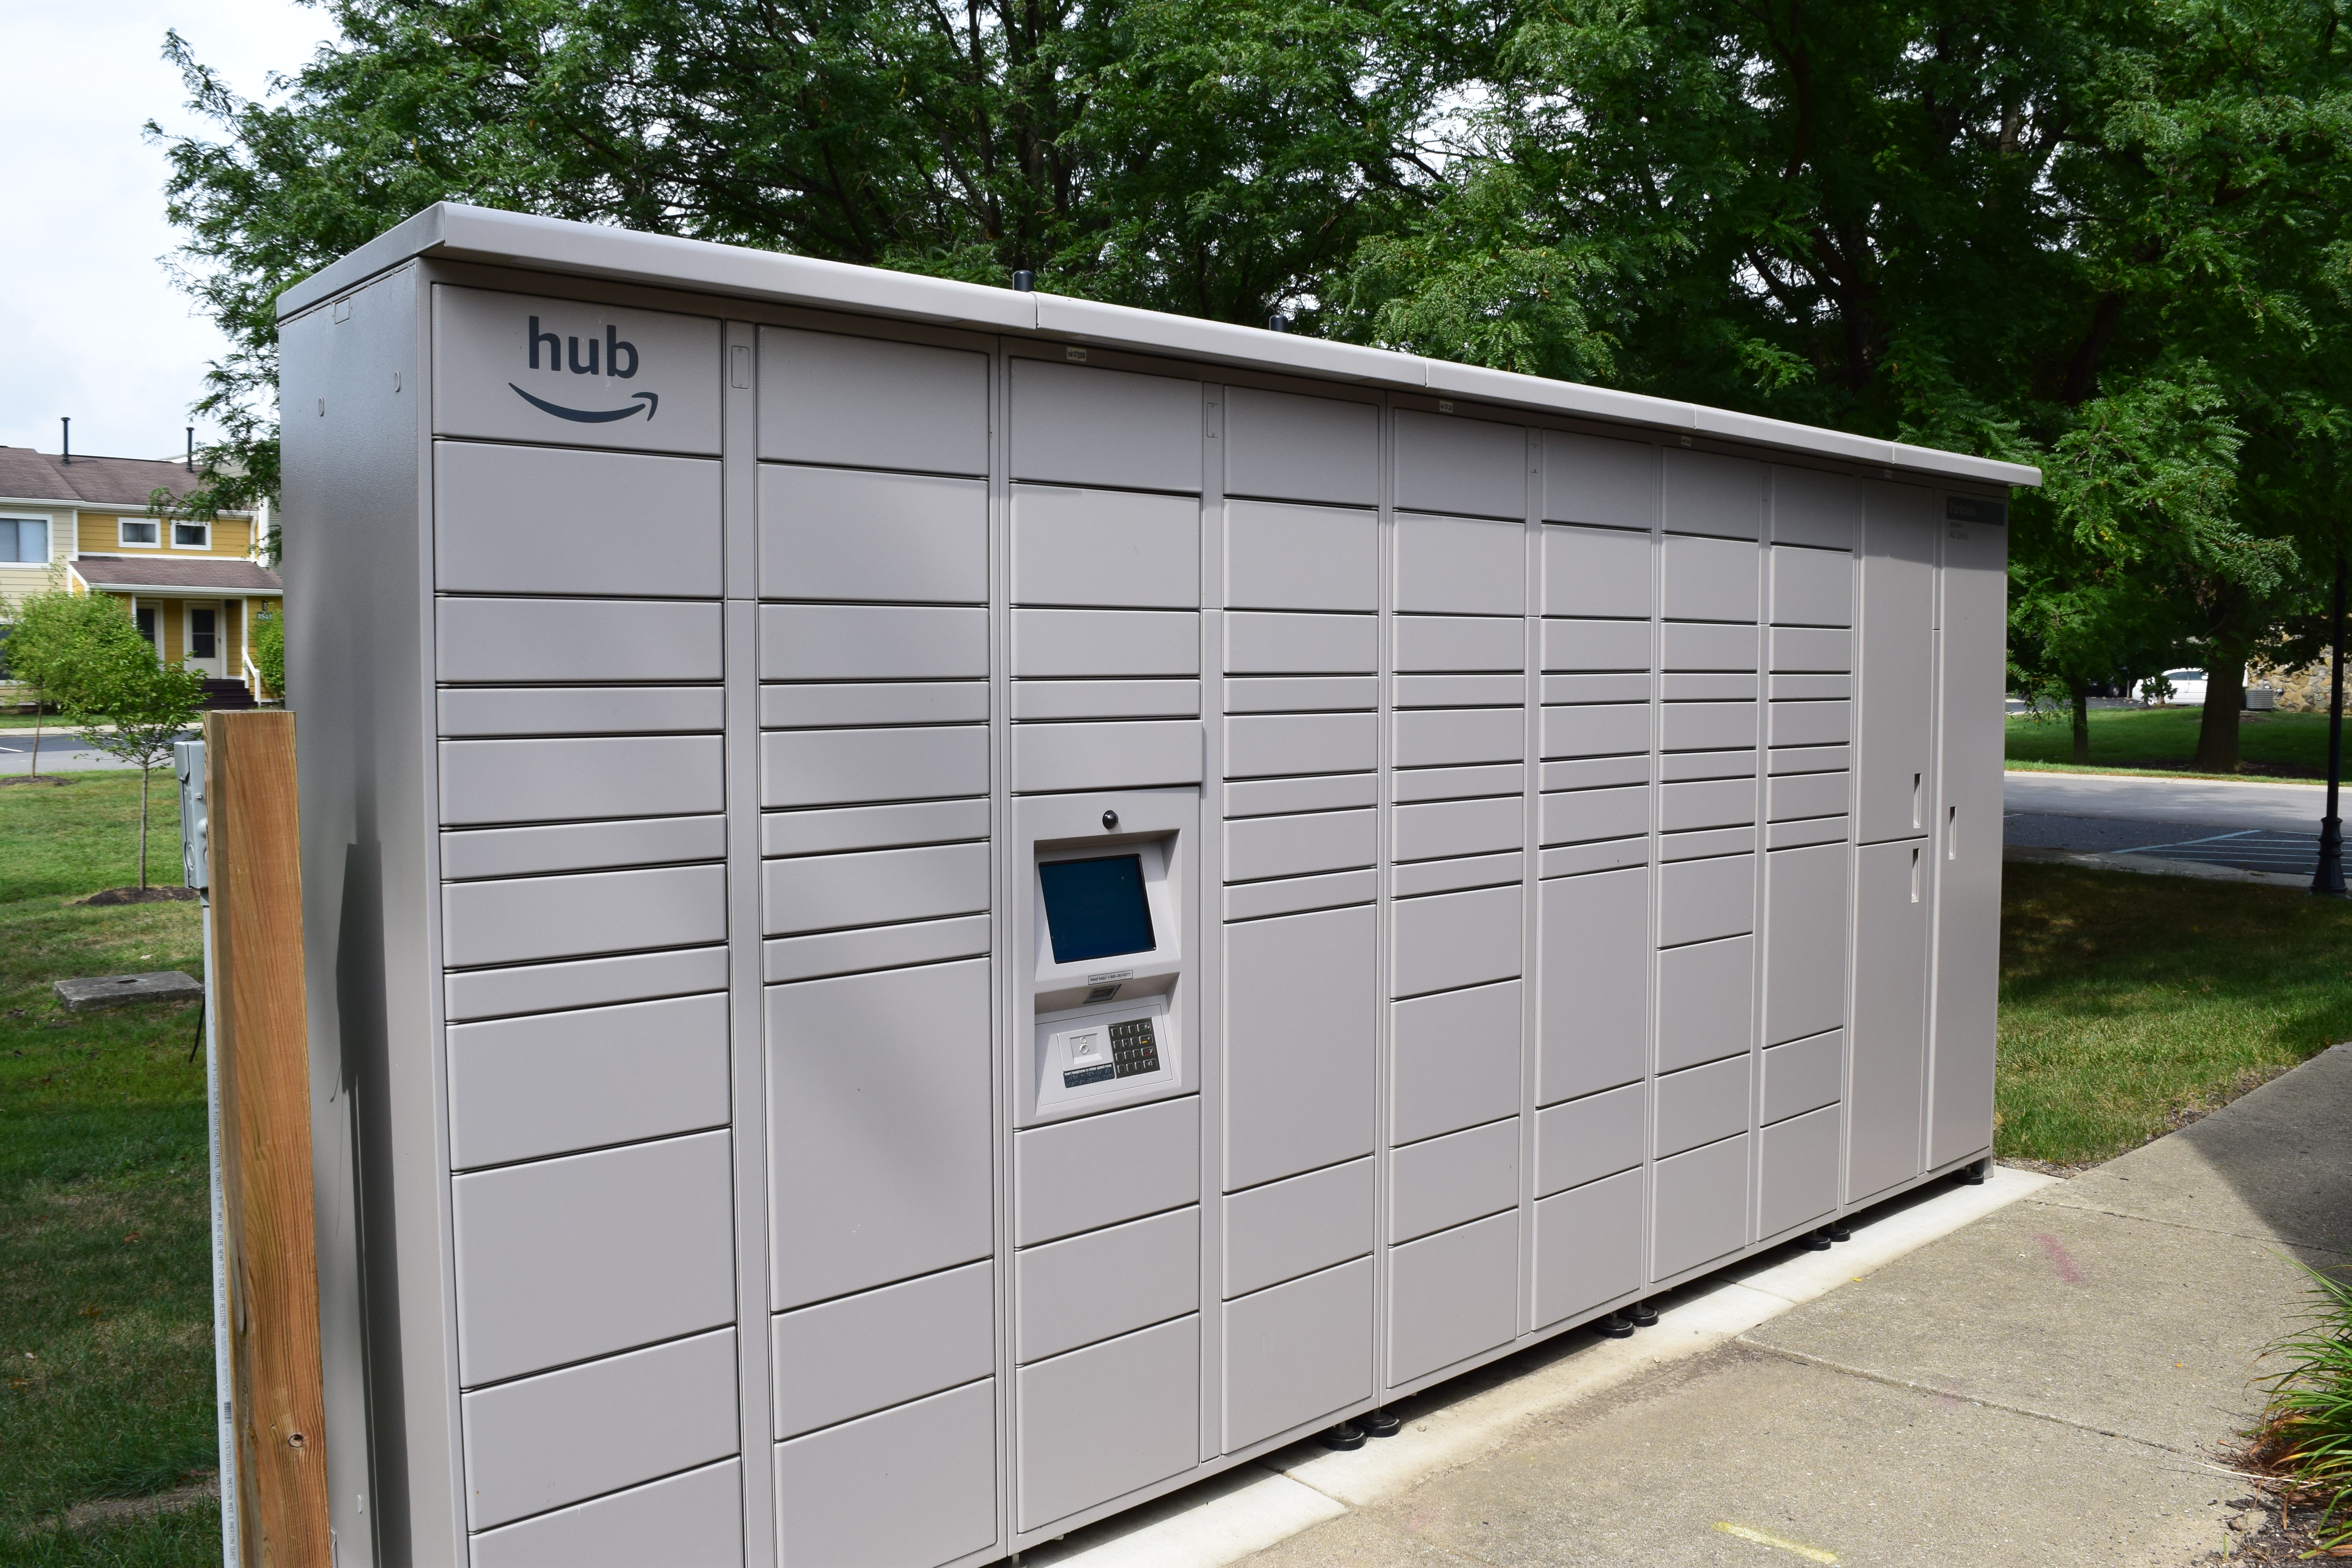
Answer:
151;0;1485;514
155;0;2352;771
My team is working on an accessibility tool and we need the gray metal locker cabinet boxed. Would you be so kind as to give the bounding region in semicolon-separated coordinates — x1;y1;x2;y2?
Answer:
279;204;2033;1568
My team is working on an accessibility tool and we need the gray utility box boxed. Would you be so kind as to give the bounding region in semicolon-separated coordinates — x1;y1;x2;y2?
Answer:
279;204;2036;1568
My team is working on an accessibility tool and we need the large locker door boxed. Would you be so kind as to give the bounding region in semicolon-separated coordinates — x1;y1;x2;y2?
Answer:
1855;485;1935;843
1763;843;1848;1047
1929;501;2009;1168
1848;839;1929;1200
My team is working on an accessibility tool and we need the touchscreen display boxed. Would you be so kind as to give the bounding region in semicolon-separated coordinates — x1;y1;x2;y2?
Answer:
1038;854;1157;965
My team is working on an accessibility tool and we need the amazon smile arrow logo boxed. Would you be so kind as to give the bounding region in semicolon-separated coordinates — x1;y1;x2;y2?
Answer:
509;384;660;423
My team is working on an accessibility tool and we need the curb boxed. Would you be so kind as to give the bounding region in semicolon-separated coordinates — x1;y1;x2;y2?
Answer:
2004;766;2326;789
2002;844;2312;889
1025;1167;2054;1566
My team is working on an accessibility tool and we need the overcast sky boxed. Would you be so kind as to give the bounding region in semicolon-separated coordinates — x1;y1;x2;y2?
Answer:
0;0;332;457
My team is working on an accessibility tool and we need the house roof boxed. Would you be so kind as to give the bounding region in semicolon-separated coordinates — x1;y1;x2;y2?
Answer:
71;555;283;595
0;448;248;513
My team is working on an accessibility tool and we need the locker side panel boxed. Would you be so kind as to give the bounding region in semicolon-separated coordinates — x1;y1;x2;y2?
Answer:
284;273;453;1561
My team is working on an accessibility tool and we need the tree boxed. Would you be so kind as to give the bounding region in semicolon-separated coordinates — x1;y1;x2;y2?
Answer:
149;0;1484;534
4;586;140;784
68;615;208;889
1328;0;2352;771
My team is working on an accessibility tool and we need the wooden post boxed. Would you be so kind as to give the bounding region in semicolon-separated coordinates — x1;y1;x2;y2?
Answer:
206;711;331;1565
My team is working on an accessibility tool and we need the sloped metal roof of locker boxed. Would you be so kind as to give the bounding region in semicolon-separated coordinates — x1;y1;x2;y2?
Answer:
280;202;2042;491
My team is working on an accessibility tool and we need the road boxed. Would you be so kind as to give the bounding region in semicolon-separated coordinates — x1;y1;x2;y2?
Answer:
2004;768;2333;877
0;729;196;775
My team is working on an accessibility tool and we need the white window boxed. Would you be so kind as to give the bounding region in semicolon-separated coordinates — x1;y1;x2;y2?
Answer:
171;518;209;549
119;515;161;548
1;516;49;564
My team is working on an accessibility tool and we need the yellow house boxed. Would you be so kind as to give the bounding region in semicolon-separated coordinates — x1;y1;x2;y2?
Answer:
0;444;281;702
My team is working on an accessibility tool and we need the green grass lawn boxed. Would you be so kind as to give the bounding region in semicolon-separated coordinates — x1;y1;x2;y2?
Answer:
2007;703;2337;779
0;772;220;1562
1998;861;2352;1163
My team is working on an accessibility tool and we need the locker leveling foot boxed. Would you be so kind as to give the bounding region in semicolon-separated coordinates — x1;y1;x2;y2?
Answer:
1319;1421;1367;1451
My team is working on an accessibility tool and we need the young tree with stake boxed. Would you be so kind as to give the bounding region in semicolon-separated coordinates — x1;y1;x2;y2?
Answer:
4;585;127;784
68;612;207;889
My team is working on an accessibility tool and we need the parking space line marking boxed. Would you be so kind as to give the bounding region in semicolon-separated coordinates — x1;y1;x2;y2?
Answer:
1715;1521;1840;1562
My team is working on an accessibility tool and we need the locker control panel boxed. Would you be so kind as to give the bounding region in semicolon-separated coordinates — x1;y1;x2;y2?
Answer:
1036;996;1174;1111
1057;1016;1163;1087
1031;826;1184;1117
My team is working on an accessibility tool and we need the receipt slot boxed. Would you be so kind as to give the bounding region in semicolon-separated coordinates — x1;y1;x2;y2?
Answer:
1017;790;1198;1125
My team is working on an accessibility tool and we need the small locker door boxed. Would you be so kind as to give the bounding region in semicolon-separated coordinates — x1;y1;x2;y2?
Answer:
1849;838;1929;1200
1929;500;2009;1168
1855;485;1935;843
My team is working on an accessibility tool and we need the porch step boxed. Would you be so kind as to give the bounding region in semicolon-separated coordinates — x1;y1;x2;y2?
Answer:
200;678;255;711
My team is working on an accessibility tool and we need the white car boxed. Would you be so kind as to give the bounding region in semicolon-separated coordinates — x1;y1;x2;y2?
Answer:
2140;669;2208;705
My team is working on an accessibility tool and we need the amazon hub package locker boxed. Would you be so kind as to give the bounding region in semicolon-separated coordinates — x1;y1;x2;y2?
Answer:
279;205;2037;1568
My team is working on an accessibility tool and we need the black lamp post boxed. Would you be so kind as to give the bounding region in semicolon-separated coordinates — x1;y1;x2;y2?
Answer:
2314;553;2347;897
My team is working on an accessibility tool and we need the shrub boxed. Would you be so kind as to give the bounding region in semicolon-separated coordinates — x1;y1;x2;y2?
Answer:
2249;1262;2352;1548
249;606;284;701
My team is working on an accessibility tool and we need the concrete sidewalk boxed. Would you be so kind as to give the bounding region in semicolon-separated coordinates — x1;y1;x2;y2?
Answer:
1038;1045;2352;1568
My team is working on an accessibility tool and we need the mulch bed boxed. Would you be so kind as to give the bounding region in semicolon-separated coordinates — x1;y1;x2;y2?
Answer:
2207;1479;2350;1560
72;887;200;906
